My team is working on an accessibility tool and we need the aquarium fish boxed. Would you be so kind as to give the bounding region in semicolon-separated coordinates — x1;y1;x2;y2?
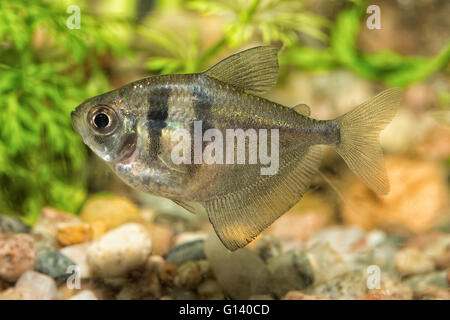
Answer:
71;46;402;251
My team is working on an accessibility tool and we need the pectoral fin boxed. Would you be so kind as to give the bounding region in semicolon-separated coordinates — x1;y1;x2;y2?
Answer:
203;46;279;95
171;199;206;214
171;199;206;215
205;145;322;251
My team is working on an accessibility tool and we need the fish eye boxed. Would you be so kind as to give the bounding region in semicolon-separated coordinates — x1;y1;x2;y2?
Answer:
88;105;118;135
94;113;109;128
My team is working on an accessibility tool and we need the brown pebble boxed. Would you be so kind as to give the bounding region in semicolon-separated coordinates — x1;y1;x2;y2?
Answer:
283;291;324;300
140;272;161;298
56;222;92;246
142;222;174;256
0;233;36;282
357;294;390;300
413;286;450;300
434;247;450;269
33;208;78;238
160;263;177;286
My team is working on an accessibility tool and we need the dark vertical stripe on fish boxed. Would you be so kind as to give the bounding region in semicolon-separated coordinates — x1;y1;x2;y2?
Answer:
147;86;170;160
191;85;213;165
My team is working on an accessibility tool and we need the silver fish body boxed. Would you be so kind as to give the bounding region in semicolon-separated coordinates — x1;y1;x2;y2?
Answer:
72;47;402;250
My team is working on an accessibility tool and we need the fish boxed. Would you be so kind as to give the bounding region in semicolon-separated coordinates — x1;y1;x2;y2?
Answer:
71;46;402;251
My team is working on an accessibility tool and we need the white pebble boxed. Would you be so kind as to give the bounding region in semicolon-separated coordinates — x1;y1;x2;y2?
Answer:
15;271;58;300
60;243;92;279
69;290;98;300
87;223;152;278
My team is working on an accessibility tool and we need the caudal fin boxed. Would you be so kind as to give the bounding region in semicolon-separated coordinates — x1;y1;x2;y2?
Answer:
335;88;403;194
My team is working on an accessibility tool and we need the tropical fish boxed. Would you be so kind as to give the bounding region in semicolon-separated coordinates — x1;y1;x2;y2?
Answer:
71;46;402;251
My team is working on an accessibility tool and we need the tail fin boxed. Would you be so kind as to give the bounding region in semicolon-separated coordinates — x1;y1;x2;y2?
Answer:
335;88;403;194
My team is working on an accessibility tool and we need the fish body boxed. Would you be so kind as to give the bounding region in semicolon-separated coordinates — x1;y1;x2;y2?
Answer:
72;47;402;250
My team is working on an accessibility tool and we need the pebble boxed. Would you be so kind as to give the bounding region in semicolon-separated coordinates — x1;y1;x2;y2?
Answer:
0;278;9;291
0;233;36;282
308;226;367;254
15;271;58;300
57;283;78;300
102;277;127;288
0;215;30;234
32;207;78;238
413;286;450;300
197;279;224;300
306;270;368;299
60;243;93;279
283;291;325;300
394;248;435;276
249;294;274;300
0;287;30;300
69;290;98;300
369;236;403;271
116;283;142;300
145;255;166;274
165;239;206;266
87;223;152;278
253;235;282;262
160;263;177;286
35;250;76;281
204;232;272;300
423;235;450;269
139;271;162;298
56;222;92;246
170;287;198;300
174;260;211;289
306;242;348;285
404;270;448;291
368;278;413;300
32;232;58;255
267;250;314;298
366;230;387;248
80;196;141;233
143;222;174;256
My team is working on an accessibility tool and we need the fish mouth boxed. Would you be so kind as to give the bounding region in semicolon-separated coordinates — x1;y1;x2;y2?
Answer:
115;143;137;165
71;110;80;132
114;133;138;164
71;105;82;127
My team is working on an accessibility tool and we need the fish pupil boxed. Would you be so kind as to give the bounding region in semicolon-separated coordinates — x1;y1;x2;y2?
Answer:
94;113;109;128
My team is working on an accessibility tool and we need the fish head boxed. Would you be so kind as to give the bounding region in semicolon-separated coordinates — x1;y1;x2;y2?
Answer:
71;90;138;164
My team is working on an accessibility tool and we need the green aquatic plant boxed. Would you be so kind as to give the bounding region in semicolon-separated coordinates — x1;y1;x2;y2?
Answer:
281;3;450;87
144;0;329;74
142;25;203;74
0;0;130;223
187;0;329;47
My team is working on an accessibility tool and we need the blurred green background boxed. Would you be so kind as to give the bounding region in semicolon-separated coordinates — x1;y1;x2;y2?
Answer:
0;0;448;224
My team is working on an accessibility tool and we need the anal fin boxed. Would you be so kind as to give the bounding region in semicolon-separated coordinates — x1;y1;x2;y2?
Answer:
205;145;322;251
172;199;206;215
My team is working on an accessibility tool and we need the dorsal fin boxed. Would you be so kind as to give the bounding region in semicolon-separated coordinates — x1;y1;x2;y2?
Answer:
293;104;311;116
203;46;279;95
